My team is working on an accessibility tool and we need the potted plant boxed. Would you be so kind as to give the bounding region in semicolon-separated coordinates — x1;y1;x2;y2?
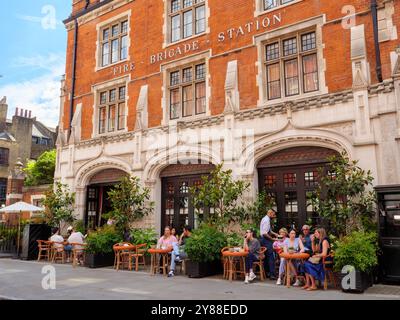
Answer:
130;228;158;264
85;226;123;268
334;231;378;293
103;176;154;240
185;224;226;278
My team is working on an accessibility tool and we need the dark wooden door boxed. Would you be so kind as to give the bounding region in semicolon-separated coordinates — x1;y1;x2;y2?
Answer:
259;164;325;230
162;175;204;234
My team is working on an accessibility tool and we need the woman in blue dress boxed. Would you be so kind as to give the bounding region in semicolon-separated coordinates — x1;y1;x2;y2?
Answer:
303;228;331;291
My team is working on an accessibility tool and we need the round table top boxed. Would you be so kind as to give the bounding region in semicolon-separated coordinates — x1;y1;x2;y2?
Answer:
222;250;248;257
113;245;136;251
148;248;172;254
279;252;310;260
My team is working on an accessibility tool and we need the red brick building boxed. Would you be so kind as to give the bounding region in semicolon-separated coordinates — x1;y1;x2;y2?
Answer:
56;0;400;232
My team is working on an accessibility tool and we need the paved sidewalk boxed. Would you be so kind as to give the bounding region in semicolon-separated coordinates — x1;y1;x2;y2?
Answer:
0;259;399;300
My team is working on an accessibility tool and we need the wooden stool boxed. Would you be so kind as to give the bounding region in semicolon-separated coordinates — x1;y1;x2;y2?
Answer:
71;243;87;268
129;244;147;271
52;242;66;264
252;247;267;281
323;254;337;290
148;248;172;276
37;240;52;262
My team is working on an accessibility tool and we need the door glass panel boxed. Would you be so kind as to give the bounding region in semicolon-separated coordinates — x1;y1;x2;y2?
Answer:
285;191;298;228
265;174;277;189
306;191;318;225
266;192;278;212
304;170;319;187
284;173;297;187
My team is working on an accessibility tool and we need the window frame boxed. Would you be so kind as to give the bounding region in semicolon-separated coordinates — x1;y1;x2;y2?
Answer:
167;62;207;121
168;0;206;44
97;85;127;136
0;148;9;166
100;18;129;68
264;29;319;102
256;0;302;16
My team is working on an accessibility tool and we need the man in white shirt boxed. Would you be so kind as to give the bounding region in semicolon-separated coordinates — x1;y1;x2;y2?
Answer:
260;209;279;280
49;228;64;252
66;227;85;264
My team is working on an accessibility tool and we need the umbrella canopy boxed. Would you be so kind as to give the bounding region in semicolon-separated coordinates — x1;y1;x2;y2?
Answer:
0;201;44;213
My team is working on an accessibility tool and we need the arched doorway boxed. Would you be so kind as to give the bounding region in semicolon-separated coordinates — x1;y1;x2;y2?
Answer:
85;168;128;230
257;146;339;230
160;163;215;233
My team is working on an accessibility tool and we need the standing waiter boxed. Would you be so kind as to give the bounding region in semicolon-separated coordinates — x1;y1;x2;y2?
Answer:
260;209;279;280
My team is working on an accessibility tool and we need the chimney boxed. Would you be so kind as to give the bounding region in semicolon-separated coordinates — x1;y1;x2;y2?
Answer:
15;107;19;116
24;110;28;118
28;111;32;118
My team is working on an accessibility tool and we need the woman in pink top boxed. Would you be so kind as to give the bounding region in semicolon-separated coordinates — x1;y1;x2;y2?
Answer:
157;226;178;250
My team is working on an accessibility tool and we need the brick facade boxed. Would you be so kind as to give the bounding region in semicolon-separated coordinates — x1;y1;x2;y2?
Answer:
57;0;400;233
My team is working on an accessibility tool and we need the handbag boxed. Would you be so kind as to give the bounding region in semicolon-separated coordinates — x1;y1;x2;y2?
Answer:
308;256;321;264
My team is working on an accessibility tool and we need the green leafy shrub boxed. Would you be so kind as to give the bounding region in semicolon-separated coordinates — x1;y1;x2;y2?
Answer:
85;226;123;254
73;220;86;235
226;232;243;247
24;149;56;186
185;224;227;263
130;228;158;251
334;231;378;273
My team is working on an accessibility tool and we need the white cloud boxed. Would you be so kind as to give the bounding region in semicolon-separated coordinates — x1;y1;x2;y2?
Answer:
0;53;65;128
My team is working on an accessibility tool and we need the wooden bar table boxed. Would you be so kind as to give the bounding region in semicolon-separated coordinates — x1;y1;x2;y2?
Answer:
113;245;136;271
148;248;172;276
279;252;310;288
222;250;248;282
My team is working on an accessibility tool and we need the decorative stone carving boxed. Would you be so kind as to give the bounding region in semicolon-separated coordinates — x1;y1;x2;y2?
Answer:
224;60;240;114
68;103;82;144
135;85;148;130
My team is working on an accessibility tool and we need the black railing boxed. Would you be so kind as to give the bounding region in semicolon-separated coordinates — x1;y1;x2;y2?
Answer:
0;220;18;254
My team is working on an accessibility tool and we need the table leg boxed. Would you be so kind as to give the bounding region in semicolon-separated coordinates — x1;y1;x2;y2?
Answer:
286;259;291;288
229;257;233;282
150;254;155;275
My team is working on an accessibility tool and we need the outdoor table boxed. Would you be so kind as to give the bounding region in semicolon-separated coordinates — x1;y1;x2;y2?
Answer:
222;250;248;282
148;248;173;276
114;245;136;271
279;252;310;288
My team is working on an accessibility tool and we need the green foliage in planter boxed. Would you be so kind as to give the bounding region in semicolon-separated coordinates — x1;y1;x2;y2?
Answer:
333;231;378;273
226;232;243;247
73;220;86;235
43;182;75;230
185;224;227;263
190;164;250;232
312;152;376;238
85;226;123;254
104;176;154;236
130;228;158;251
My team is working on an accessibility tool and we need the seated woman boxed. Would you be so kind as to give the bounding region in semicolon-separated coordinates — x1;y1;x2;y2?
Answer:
157;226;178;272
282;229;305;287
157;226;178;250
303;228;331;291
243;229;261;284
274;228;288;285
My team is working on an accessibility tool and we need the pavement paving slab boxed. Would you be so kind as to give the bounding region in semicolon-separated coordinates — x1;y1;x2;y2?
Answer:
0;259;399;300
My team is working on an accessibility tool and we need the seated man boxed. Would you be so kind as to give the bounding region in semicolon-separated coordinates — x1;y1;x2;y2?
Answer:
66;226;85;264
49;227;64;251
168;226;192;277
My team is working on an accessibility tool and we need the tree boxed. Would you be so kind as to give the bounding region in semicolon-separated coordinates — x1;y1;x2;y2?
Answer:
24;149;56;186
191;164;250;232
312;152;376;238
105;176;154;237
43;182;75;230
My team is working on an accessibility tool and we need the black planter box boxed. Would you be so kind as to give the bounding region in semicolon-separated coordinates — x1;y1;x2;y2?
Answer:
20;224;52;260
340;270;373;293
186;260;222;278
85;252;115;268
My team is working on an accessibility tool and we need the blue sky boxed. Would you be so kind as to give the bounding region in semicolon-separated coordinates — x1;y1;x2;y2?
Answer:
0;1;70;127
